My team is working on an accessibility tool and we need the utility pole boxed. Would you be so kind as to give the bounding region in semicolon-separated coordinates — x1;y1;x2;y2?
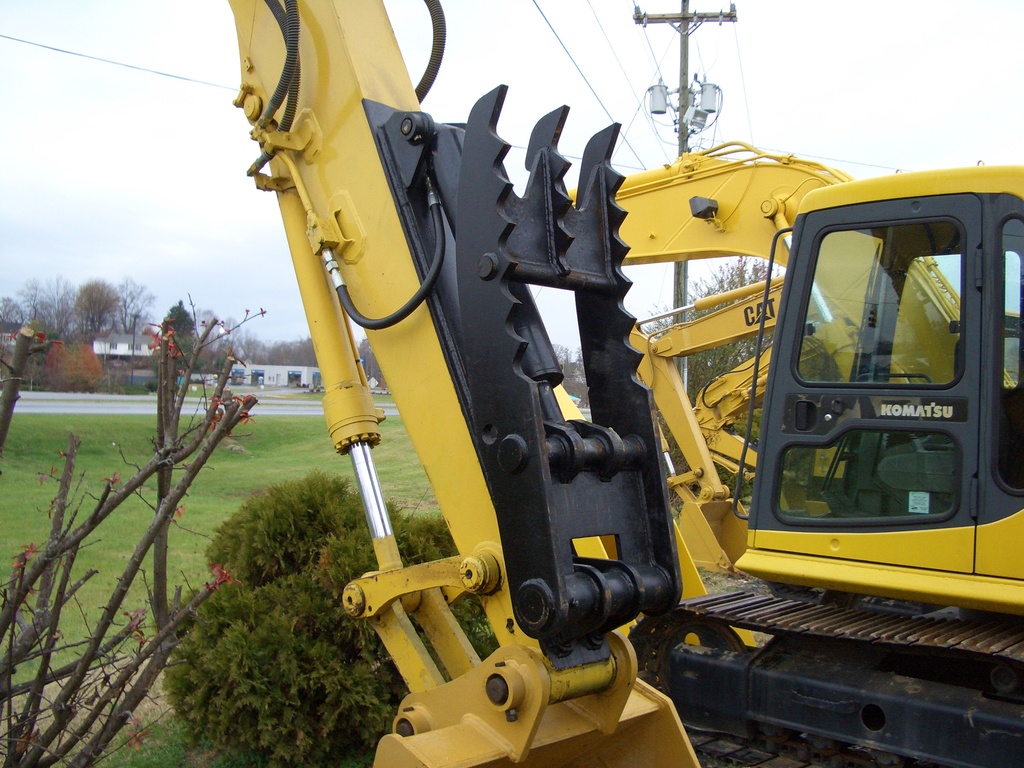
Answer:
634;2;737;392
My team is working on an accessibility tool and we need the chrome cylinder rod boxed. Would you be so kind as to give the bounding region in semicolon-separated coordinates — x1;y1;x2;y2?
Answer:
350;440;392;539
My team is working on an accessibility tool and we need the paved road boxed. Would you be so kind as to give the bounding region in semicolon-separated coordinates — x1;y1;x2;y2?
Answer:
14;390;399;418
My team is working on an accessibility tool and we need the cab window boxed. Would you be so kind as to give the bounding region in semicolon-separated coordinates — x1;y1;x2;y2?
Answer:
798;221;963;386
998;218;1024;488
778;430;956;521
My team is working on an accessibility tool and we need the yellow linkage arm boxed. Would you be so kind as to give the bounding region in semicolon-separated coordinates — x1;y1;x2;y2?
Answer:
227;0;508;703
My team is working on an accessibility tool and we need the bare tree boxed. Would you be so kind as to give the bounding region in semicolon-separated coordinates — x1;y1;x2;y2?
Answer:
116;279;155;334
687;256;772;401
73;280;120;341
227;326;267;365
37;278;77;341
264;337;316;367
0;314;259;767
17;281;43;326
0;298;24;327
0;328;52;457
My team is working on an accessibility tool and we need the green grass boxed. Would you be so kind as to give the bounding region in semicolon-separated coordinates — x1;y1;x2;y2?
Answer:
0;410;434;681
100;718;193;768
99;715;372;768
1;411;434;584
2;409;429;767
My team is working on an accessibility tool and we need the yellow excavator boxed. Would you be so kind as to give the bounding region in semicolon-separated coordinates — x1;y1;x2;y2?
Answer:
618;145;967;580
224;1;1024;766
225;1;696;765
615;146;1016;767
631;172;1024;766
617;143;851;572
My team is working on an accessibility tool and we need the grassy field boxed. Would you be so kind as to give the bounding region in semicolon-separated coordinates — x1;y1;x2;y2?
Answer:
1;406;435;765
1;409;436;591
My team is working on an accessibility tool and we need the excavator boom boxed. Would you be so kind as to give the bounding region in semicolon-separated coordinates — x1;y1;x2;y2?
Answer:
619;141;851;267
224;1;695;764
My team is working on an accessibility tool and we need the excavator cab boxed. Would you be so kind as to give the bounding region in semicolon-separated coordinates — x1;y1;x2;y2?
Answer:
644;168;1024;768
741;169;1024;612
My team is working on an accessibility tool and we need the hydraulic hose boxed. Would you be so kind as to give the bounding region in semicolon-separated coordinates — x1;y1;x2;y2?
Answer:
414;0;446;102
274;1;301;133
332;183;446;331
259;0;299;129
249;0;301;176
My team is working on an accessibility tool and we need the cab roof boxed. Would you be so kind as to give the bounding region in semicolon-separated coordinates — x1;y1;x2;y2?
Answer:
799;165;1024;215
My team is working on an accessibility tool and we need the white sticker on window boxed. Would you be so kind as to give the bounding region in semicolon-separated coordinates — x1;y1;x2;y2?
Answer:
908;491;930;515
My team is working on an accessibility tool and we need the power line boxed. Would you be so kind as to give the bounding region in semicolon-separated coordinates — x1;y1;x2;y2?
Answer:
530;1;647;169
0;30;898;177
584;0;671;163
732;24;755;145
585;0;639;99
0;33;235;91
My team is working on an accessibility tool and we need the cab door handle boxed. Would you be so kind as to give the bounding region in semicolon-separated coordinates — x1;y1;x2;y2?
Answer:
794;399;816;431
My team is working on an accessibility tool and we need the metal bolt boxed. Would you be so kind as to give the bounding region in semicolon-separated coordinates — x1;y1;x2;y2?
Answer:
242;94;262;122
497;434;529;474
342;584;366;616
460;554;495;594
478;253;499;280
991;664;1020;694
516;579;555;632
395;718;415;737
486;673;510;706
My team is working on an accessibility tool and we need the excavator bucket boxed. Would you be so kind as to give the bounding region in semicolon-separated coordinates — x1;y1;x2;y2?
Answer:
374;634;698;767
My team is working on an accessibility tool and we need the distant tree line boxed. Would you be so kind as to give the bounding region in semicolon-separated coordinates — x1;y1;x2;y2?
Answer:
1;278;317;393
5;275;648;401
229;329;316;368
1;277;155;344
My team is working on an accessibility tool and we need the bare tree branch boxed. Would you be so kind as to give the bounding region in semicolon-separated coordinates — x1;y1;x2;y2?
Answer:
0;327;51;457
2;309;261;767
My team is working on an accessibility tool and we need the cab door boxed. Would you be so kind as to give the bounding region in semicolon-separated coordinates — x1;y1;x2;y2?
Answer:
976;200;1024;581
750;194;982;574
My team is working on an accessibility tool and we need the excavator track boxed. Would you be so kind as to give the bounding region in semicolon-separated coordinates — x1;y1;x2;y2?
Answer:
632;591;1024;768
680;591;1024;666
688;727;944;768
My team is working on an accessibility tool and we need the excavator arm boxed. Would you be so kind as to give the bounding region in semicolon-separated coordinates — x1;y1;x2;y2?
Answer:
224;1;694;765
618;141;852;268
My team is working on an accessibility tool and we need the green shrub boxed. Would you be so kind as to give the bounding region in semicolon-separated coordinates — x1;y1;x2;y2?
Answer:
166;470;494;768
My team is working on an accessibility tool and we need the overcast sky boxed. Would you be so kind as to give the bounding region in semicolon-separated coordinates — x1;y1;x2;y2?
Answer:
3;1;1023;349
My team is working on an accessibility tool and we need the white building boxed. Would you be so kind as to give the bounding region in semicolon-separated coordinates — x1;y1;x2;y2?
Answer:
230;363;321;390
92;333;155;359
